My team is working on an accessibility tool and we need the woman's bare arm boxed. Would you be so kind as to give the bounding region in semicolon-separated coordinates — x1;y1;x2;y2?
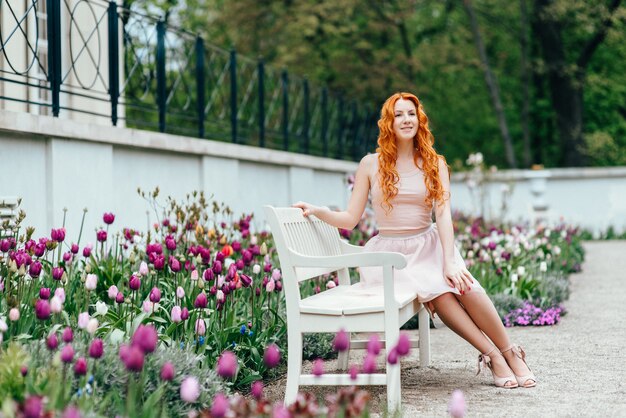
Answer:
292;155;372;230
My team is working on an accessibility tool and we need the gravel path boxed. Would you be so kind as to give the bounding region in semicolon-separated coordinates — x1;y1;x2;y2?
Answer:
263;241;626;417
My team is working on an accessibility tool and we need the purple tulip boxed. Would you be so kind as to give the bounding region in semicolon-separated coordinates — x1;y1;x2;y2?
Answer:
333;329;350;352
275;280;283;292
103;212;115;225
203;268;214;282
34;244;46;257
263;344;281;368
232;241;241;252
23;396;43;418
70;243;79;254
63;252;72;262
165;237;176;251
46;334;59;351
116;291;125;303
51;228;66;243
240;274;252;287
194;292;208;309
242;250;253;264
129;274;141;290
52;267;64;281
181;307;190;320
29;261;42;277
212;260;222;275
211;393;229;418
215;251;225;262
35;299;51;320
149;287;161;303
160;362;175;381
131;324;158;354
60;344;74;363
83;245;92;258
0;239;10;252
96;230;107;242
395;333;411;356
217;351;238;379
122;345;144;372
62;327;73;343
39;287;51;300
89;339;104;359
169;256;181;272
74;357;87;375
20;365;28;377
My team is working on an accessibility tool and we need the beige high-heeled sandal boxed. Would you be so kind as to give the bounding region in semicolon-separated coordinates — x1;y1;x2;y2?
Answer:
500;344;537;388
477;346;518;389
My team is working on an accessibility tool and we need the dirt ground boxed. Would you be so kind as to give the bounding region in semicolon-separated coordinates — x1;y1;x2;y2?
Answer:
262;241;626;417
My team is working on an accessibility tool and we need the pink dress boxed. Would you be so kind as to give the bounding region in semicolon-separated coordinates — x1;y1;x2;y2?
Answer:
357;165;485;313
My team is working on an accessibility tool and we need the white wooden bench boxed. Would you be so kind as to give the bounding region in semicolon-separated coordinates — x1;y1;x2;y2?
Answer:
264;206;431;413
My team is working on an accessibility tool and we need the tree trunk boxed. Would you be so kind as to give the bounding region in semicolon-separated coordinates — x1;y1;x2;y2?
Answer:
462;0;518;168
519;0;532;167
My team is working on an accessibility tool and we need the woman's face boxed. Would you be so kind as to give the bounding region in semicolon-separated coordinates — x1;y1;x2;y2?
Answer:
393;99;418;143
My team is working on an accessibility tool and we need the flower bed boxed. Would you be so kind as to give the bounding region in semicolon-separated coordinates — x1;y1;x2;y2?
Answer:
0;190;585;416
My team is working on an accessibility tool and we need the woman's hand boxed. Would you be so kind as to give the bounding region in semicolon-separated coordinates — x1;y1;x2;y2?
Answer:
292;201;322;217
443;261;474;294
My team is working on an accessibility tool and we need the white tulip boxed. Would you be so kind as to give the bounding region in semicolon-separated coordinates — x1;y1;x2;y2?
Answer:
86;318;99;335
95;301;108;316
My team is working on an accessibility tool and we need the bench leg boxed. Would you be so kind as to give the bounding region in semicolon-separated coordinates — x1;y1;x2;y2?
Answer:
337;332;350;370
284;330;302;406
418;307;431;367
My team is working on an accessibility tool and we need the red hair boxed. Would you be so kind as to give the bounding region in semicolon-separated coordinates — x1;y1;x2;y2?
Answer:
376;92;448;212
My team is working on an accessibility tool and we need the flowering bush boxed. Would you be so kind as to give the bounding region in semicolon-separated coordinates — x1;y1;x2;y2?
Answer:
503;301;565;327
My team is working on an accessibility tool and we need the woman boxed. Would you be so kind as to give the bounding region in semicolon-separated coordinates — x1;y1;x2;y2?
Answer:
293;92;536;389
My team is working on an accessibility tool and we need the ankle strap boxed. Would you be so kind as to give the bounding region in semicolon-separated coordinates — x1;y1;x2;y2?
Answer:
481;345;498;357
500;344;515;354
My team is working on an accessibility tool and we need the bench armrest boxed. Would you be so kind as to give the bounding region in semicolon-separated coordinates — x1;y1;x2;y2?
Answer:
338;239;365;254
288;249;407;270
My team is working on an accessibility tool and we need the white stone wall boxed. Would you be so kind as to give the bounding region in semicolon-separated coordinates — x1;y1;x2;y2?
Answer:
0;109;354;240
1;108;625;239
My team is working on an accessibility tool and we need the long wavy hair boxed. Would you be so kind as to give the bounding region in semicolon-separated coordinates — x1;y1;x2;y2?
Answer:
376;92;448;212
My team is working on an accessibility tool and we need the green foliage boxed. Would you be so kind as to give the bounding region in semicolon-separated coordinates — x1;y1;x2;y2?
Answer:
302;333;337;361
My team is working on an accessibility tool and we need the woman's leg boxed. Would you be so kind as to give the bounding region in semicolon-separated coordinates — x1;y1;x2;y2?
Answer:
430;293;515;384
456;291;533;379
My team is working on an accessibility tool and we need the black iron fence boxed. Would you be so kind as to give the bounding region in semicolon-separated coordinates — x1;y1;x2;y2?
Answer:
0;0;377;161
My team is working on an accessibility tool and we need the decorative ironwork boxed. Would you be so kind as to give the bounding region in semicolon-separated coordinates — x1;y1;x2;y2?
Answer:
0;0;377;161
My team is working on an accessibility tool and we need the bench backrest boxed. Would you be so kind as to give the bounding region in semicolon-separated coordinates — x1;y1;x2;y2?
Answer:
264;206;344;308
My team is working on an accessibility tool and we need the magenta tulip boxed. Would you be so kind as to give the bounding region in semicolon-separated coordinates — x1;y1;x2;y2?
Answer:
160;362;175;381
363;354;377;373
35;299;51;320
251;381;264;400
129;274;141;290
96;230;107;242
312;358;324;376
29;261;42;277
131;324;158;354
46;334;59;351
51;228;66;243
194;292;208;309
217;351;238;379
333;329;350;352
149;287;161;303
62;327;73;343
395;333;411;356
89;339;104;359
52;267;64;281
60;344;74;363
211;393;229;418
39;288;51;300
122;345;144;372
74;357;87;375
103;212;115;225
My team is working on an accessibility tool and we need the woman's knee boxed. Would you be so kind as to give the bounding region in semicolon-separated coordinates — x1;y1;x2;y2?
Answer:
432;292;458;307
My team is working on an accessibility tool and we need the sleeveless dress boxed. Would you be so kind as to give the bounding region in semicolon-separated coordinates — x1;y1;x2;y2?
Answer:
356;164;485;315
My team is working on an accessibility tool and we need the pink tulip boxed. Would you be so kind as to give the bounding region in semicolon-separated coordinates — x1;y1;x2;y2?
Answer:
333;329;350;352
131;324;158;354
122;345;144;372
62;327;73;343
395;333;411;356
46;334;59;351
190;269;199;281
62;406;81;418
161;362;175;381
169;256;181;272
349;364;359;380
89;339;104;359
78;312;89;329
35;299;51;320
23;396;43;418
263;344;281;368
312;359;324;377
149;287;161;303
251;381;264;400
54;287;66;303
176;286;185;299
265;278;275;293
103;212;115;225
171;306;182;323
367;334;382;355
50;296;62;313
108;285;119;299
139;261;149;276
448;389;467;418
60;344;74;363
211;393;229;418
85;274;98;291
195;318;206;335
387;348;399;365
363;354;377;373
9;308;19;321
74;357;87;375
115;292;125;304
180;376;200;402
217;351;238;379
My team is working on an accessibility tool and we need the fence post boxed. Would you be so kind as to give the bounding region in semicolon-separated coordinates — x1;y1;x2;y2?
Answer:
335;97;344;160
195;37;205;138
156;20;166;133
351;101;358;161
258;58;265;148
281;70;289;151
46;0;61;117
321;87;328;157
107;2;119;126
302;79;310;154
229;49;237;143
